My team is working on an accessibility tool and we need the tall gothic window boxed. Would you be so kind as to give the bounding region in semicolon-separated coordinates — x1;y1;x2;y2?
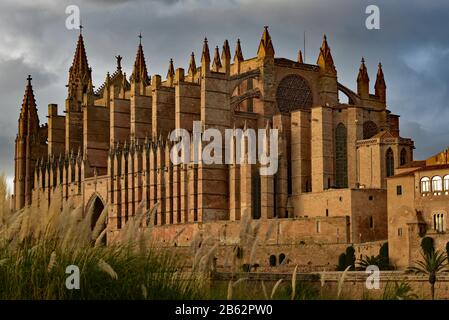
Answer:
400;148;407;166
335;123;348;188
363;121;378;139
252;170;261;219
386;148;394;177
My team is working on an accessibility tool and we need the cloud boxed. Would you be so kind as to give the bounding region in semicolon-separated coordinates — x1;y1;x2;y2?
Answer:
0;0;448;181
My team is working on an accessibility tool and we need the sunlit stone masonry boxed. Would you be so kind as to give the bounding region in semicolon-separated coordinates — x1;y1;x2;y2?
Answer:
13;26;416;269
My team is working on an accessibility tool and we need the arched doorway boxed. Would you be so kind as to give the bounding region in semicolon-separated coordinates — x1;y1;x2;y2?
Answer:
88;195;107;245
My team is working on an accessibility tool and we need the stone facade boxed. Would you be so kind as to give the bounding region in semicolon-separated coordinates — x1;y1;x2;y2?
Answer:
388;149;449;268
13;27;415;268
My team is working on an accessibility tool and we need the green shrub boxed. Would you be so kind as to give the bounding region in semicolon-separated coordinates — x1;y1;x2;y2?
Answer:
345;246;356;271
446;242;449;263
337;253;347;271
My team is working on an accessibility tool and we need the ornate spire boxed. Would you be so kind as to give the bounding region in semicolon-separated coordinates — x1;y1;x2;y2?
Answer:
375;62;386;101
222;39;231;62
257;26;275;59
234;38;244;63
115;55;122;71
69;33;90;82
316;34;336;74
166;58;175;86
188;52;197;78
19;75;39;136
131;34;150;84
298;49;303;63
167;59;175;78
212;46;222;71
201;37;210;65
357;57;370;98
357;57;369;82
201;37;210;74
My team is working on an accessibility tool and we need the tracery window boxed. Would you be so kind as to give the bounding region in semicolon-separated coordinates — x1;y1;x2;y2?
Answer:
386;148;394;177
276;75;313;113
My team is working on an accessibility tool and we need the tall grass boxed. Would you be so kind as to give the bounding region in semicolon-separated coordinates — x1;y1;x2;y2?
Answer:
0;174;206;299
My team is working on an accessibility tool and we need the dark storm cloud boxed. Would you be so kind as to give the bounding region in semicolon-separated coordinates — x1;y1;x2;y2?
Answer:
0;0;448;183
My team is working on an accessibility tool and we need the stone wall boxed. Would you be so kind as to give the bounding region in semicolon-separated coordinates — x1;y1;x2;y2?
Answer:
212;271;449;299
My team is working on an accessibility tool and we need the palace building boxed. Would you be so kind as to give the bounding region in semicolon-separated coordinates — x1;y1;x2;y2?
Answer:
13;27;417;268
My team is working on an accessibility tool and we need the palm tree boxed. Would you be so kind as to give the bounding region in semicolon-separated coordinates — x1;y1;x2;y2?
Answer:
408;250;449;300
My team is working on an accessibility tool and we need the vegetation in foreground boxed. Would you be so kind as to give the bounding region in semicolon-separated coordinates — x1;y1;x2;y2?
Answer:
0;174;208;299
0;174;441;300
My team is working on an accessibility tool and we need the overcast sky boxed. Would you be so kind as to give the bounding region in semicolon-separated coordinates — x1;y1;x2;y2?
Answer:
1;0;449;188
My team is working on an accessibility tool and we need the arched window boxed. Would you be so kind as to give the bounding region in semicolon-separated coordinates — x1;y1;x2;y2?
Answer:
279;253;286;265
363;121;378;139
386;148;394;177
269;255;277;267
432;176;443;193
444;175;449;191
421;177;430;193
400;148;407;166
433;212;445;232
335;123;348;188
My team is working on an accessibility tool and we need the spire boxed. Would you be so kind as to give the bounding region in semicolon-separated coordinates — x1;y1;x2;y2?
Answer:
222;39;231;74
115;55;122;71
188;52;197;78
298;49;303;63
166;58;175;86
212;46;222;71
357;57;370;98
19;75;39;136
357;57;369;82
201;37;210;64
375;62;386;102
234;38;244;63
131;34;150;84
316;34;336;74
257;26;275;59
69;33;90;81
222;39;231;62
201;37;210;74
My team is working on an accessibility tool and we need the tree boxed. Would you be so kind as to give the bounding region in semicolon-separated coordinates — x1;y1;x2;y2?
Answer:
408;250;449;300
358;254;390;270
357;242;393;270
421;237;434;256
337;253;347;271
446;242;449;263
379;242;389;263
345;246;356;271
